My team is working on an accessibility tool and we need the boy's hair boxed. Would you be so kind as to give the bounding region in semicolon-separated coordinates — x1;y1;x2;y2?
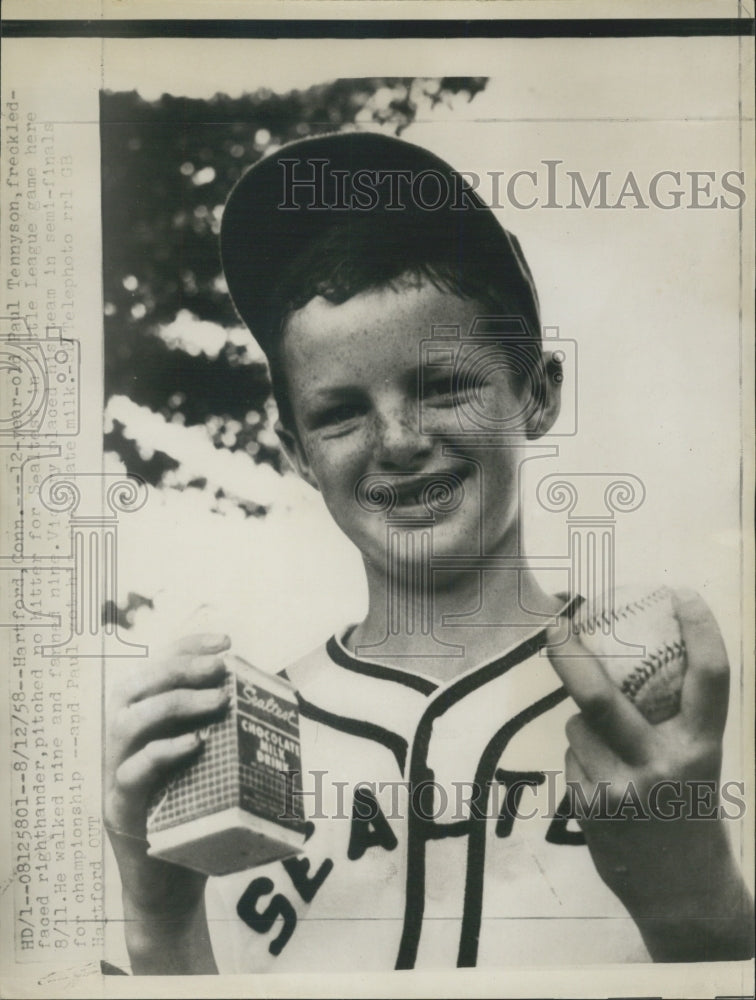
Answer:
267;214;539;430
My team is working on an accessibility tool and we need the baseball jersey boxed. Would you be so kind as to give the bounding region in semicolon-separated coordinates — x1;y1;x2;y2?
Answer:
205;599;649;972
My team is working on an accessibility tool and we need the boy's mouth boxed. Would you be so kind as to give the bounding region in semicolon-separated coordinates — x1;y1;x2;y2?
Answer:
355;469;472;518
388;469;470;512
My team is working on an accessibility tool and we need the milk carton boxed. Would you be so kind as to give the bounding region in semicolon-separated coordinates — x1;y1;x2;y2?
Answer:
146;654;306;875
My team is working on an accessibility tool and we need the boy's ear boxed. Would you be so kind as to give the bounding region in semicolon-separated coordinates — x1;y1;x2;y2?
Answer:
275;420;320;492
525;351;562;440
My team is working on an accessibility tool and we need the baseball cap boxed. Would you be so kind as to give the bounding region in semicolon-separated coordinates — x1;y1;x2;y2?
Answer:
220;130;541;354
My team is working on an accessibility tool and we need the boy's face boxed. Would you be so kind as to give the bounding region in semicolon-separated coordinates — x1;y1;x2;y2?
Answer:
278;277;558;566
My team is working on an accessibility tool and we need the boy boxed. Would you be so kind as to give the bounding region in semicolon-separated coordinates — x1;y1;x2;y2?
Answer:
104;131;753;974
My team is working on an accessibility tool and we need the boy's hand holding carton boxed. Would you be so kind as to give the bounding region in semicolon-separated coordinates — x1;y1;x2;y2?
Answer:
104;633;231;973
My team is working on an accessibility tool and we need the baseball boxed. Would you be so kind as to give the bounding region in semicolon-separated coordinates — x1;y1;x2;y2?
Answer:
572;584;687;724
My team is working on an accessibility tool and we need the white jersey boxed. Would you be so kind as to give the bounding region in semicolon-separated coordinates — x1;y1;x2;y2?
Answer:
205;601;648;972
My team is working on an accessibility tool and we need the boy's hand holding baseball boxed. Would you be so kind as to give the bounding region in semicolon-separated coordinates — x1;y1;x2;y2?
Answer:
104;633;231;973
548;590;754;962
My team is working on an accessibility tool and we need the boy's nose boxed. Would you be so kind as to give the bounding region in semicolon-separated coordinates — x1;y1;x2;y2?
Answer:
374;404;432;470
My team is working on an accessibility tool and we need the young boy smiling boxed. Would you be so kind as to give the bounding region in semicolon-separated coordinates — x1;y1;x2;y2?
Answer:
105;131;753;974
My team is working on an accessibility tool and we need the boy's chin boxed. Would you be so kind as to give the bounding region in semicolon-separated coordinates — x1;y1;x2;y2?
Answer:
359;514;485;562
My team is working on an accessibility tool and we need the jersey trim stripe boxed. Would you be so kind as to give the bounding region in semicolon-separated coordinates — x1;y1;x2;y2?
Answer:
457;684;570;967
296;691;409;773
326;634;439;696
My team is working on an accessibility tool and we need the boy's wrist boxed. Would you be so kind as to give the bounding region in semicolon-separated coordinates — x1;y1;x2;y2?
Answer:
108;823;217;973
635;878;755;962
108;822;207;912
123;887;218;975
621;821;755;962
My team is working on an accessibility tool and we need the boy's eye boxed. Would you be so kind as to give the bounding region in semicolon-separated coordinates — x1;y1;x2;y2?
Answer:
327;404;360;423
313;402;364;429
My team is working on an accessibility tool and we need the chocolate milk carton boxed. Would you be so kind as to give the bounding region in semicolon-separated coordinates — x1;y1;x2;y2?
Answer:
146;653;306;875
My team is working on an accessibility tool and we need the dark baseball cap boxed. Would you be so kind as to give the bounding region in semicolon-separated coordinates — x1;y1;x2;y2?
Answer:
220;130;541;354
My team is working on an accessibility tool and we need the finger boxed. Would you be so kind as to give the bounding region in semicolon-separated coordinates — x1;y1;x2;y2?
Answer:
547;629;651;764
115;648;229;706
565;712;629;778
564;746;593;822
114;731;206;798
564;745;585;786
674;588;730;738
113;685;230;757
120;631;230;699
173;633;231;656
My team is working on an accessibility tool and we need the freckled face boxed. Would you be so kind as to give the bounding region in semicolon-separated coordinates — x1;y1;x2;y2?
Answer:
280;279;537;565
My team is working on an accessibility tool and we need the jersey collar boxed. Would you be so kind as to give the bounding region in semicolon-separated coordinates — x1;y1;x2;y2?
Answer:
328;593;581;698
